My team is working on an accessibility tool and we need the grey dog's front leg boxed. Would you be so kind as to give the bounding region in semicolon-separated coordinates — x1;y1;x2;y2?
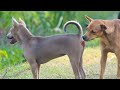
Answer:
28;60;39;79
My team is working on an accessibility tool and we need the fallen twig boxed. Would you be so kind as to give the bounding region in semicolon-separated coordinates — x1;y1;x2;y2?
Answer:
1;69;7;79
6;67;30;78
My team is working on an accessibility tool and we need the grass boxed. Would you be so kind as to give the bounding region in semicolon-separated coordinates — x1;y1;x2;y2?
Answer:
0;46;117;79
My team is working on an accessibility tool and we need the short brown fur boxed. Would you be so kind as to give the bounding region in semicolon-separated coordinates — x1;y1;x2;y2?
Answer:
83;15;120;79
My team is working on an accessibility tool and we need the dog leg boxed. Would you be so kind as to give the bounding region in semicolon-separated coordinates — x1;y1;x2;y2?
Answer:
29;62;39;79
71;62;80;79
115;54;120;79
79;57;85;79
100;50;108;79
69;55;80;79
117;60;120;79
37;64;40;79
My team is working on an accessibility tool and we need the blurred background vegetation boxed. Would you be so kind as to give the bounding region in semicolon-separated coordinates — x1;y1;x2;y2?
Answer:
0;11;119;70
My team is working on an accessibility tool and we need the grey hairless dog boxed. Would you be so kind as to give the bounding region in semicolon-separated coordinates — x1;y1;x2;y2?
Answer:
7;18;85;79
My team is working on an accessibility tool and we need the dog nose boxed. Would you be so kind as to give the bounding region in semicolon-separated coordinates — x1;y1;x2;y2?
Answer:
82;35;86;40
7;35;13;39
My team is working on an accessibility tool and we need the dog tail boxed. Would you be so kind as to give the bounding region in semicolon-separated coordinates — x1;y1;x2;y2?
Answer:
63;21;83;37
118;12;120;19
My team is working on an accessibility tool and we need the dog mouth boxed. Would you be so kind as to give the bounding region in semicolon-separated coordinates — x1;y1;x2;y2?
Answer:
86;38;94;41
90;38;95;40
83;38;94;41
8;37;17;44
82;36;90;41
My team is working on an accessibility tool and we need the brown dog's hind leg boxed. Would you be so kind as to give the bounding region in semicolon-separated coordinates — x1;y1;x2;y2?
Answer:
100;50;108;79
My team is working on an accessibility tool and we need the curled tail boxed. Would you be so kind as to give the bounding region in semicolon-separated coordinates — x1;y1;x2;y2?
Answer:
63;21;83;37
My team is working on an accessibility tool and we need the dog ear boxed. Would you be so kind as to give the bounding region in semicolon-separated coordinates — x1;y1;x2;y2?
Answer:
100;24;114;34
85;15;93;22
12;17;19;27
19;18;26;27
100;24;107;31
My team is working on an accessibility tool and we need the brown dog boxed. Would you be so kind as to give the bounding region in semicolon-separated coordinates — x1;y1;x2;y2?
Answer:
7;18;85;79
82;15;120;79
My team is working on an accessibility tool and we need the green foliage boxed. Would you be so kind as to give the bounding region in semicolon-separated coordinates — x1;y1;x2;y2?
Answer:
0;11;119;70
0;50;8;58
0;45;24;69
0;50;8;69
0;11;118;35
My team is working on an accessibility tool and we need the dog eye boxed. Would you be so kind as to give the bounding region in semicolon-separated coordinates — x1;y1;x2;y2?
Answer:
91;30;96;34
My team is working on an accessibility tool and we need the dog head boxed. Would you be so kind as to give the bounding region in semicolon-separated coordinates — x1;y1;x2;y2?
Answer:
7;17;26;44
82;15;114;41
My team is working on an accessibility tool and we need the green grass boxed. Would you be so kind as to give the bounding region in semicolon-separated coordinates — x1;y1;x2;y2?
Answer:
0;47;117;79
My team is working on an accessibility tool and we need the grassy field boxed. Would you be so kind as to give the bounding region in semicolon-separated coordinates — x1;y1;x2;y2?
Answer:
0;46;117;79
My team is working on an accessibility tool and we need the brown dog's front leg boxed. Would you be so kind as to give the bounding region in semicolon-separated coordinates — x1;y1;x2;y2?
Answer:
117;60;120;79
115;53;120;79
100;50;108;79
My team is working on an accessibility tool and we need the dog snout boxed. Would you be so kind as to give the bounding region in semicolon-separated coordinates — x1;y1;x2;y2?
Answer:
82;35;89;41
7;34;13;39
82;35;85;40
82;35;86;40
